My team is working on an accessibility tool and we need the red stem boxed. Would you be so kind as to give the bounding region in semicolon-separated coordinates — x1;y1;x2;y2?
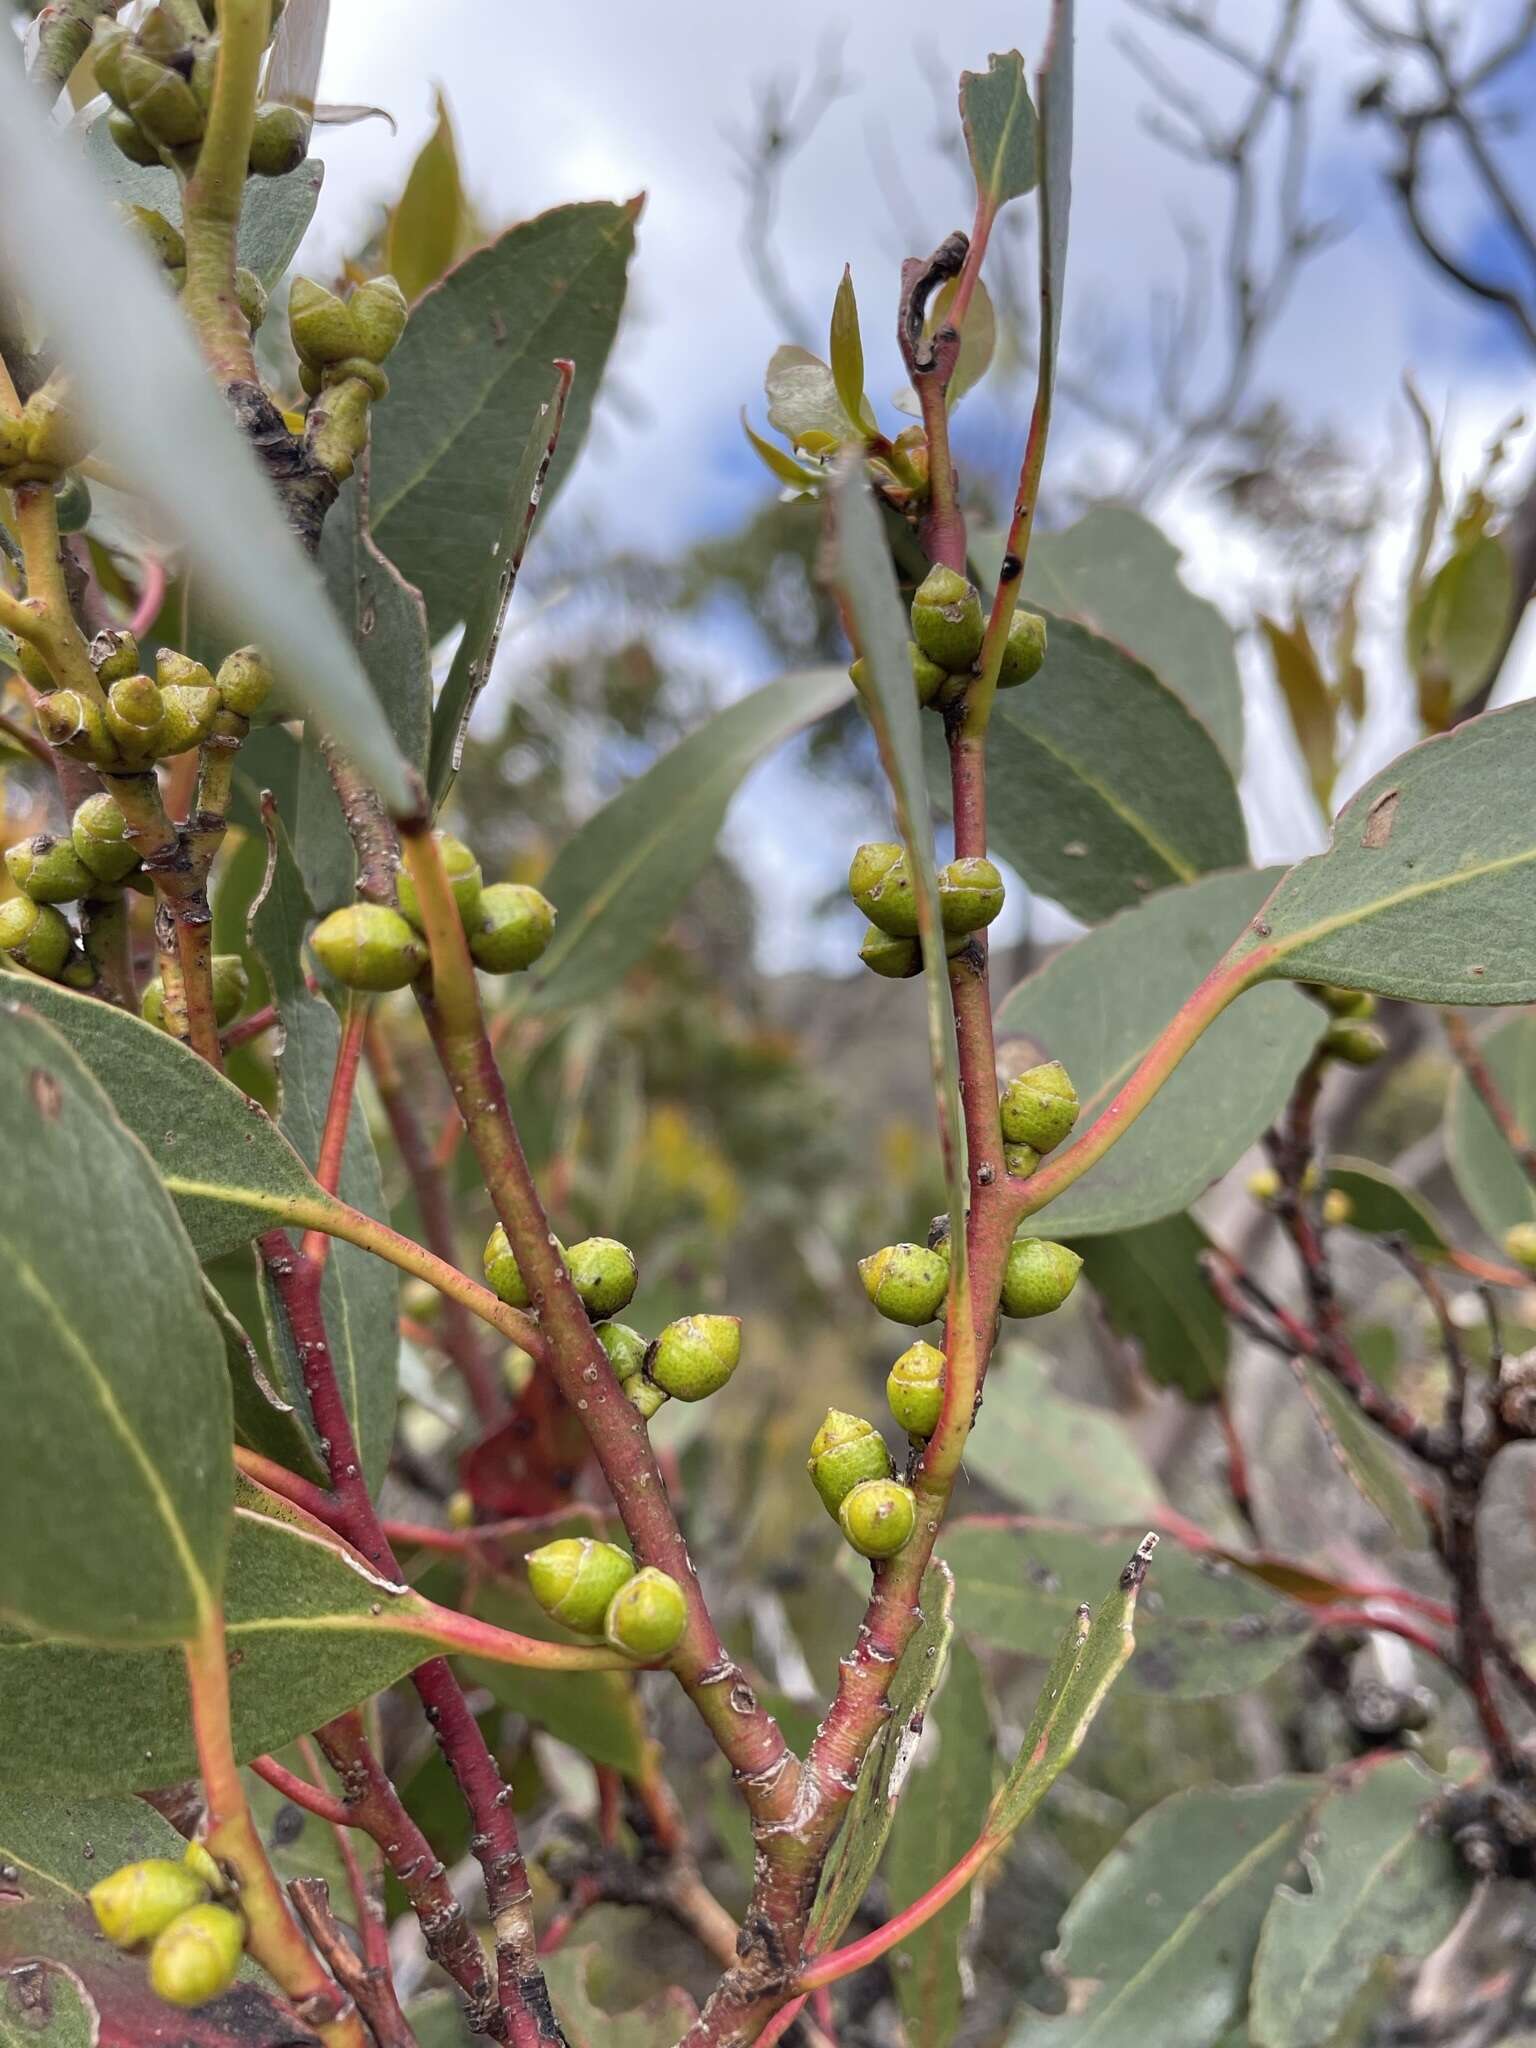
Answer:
301;995;369;1270
296;1735;392;1977
1309;1607;1455;1667
251;1753;354;1828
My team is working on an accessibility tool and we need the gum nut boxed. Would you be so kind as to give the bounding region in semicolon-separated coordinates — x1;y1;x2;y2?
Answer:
627;1378;668;1420
146;1903;244;2007
849;843;918;939
468;883;557;974
526;1536;635;1632
309;903;427;992
807;1408;892;1515
999;1237;1082;1319
1003;1141;1039;1179
886;1341;945;1438
349;275;409;363
215;646;276;718
910;564;984;673
566;1236;639;1320
6;834;93;905
603;1566;688;1659
858;1242;949;1325
597;1321;648;1381
838;1478;917;1559
89;1859;208;1950
997;607;1047;688
210;954;249;1027
0;898;71;977
397;831;483;930
999;1061;1079;1153
937;857;1004;935
860;927;921;979
648;1314;742;1401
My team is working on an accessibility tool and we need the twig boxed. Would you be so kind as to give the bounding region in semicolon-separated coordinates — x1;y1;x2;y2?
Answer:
290;1879;417;2048
251;1754;355;1830
1445;1011;1536;1190
301;994;370;1270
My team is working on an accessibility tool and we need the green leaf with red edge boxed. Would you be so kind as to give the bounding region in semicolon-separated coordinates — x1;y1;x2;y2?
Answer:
1447;1012;1536;1244
387;88;471;305
960;51;1039;211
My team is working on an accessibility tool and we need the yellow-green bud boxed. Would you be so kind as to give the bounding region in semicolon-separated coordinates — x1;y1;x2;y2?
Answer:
53;473;92;534
34;691;112;764
234;268;268;334
566;1236;639;1320
156;650;215;694
1321;1188;1353;1227
1312;984;1376;1019
6;834;93;905
807;1408;892;1516
627;1377;669;1420
1246;1166;1282;1203
105;674;166;764
247;102;311;177
910;565;984;674
597;1321;647;1382
1323;1019;1387;1066
91;629;141;684
468;882;557;974
396;831;483;931
998;608;1048;688
1505;1223;1536;1272
859;926;920;979
838;1478;917;1559
849;842;917;939
91;23;132;105
849;640;948;711
937;857;1004;935
118;49;205;148
22;386;89;475
446;1489;475;1530
648;1314;741;1401
858;1242;949;1326
124;205;184;270
1000;1061;1079;1154
215;646;275;718
154;683;220;756
147;1903;245;2007
603;1566;687;1659
484;1225;564;1310
1000;1237;1082;1318
181;1842;225;1897
107;108;161;166
88;1858;208;1951
349;275;409;363
287;277;359;367
887;1341;945;1438
72;794;140;884
309;903;427;991
140;978;167;1031
526;1536;635;1633
210;954;249;1027
1003;1140;1039;1179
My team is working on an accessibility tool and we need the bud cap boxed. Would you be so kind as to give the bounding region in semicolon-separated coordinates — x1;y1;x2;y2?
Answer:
999;1061;1079;1154
309;903;427;991
1000;1237;1082;1319
526;1536;635;1633
604;1566;688;1659
838;1478;918;1559
858;1242;949;1326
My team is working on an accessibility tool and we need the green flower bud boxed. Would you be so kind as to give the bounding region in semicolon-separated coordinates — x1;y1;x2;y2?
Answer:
910;565;984;674
72;793;140;884
215;646;275;718
118;49;204;148
309;903;427;991
849;842;917;939
210;954;248;1027
859;927;921;979
597;1321;648;1382
181;1842;225;1897
22;387;89;475
349;275;409;363
1321;1188;1353;1228
483;1225;564;1310
396;831;483;931
998;608;1048;688
1245;1166;1281;1203
468;882;557;974
807;1408;892;1516
838;1478;917;1559
59;948;96;990
858;1242;949;1326
1003;1141;1039;1179
124;205;184;270
627;1377;669;1420
566;1236;639;1321
140;978;168;1032
287;277;359;367
526;1536;635;1634
156;650;215;693
1504;1223;1536;1272
887;1340;946;1438
234;267;268;333
92;23;133;105
247;102;311;177
849;641;947;711
1000;1061;1079;1154
147;1903;244;2008
1323;1018;1387;1066
91;629;141;685
1312;983;1376;1019
154;682;220;756
648;1314;741;1401
6;834;93;905
53;473;92;534
105;674;166;764
1000;1237;1082;1319
88;1858;208;1950
0;899;71;978
34;691;112;764
107;108;161;166
937;857;1004;935
603;1566;687;1659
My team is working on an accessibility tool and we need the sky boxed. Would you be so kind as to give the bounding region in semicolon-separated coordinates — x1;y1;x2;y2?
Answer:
300;0;1536;969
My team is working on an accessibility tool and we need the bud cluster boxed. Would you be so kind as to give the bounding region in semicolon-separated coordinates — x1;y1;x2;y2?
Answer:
89;1846;244;2009
287;274;409;482
94;6;302;178
525;1536;688;1658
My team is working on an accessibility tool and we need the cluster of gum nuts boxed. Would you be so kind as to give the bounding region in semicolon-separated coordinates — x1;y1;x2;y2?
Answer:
811;1059;1086;1564
88;1843;244;2009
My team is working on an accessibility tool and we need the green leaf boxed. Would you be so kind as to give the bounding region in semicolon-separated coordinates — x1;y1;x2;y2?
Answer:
387;89;469;304
996;870;1321;1235
965;1351;1165;1522
1407;533;1512;713
765;343;853;451
1007;507;1244;770
1249;1759;1470;2048
428;361;570;808
944;1519;1311;1698
1261;614;1335;815
0;62;410;807
0;1500;442;1793
740;409;821;491
829;267;868;432
0;1004;230;1647
1077;1215;1228;1399
0;971;327;1256
1017;1781;1316;2048
525;667;850;1012
948;616;1247;923
1295;1365;1428;1546
235;721;358;914
809;1563;956;1951
884;1642;993;2048
371;201;639;633
319;468;432;773
1324;1158;1451;1255
1234;703;1536;1004
203;1256;328;1482
960;50;1039;211
250;811;399;1493
1447;1012;1536;1243
540;1946;696;2048
1035;2;1074;374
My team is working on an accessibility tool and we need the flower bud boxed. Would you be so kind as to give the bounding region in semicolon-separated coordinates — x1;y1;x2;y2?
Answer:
72;793;140;884
349;275;409;363
105;674;166;764
484;1226;563;1309
123;205;185;270
23;387;89;474
147;1903;244;2007
849;641;948;711
1506;1224;1536;1272
6;834;93;905
107;108;161;166
91;23;133;106
627;1377;668;1420
1323;1018;1387;1066
211;954;249;1027
119;49;205;148
849;842;917;939
91;629;141;685
858;1242;949;1325
156;650;215;693
446;1489;475;1529
1321;1188;1353;1227
287;277;359;367
998;607;1048;689
140;978;168;1032
53;472;92;533
807;1408;892;1515
526;1536;635;1633
468;882;557;974
567;1236;639;1321
181;1843;225;1896
910;565;984;674
597;1321;647;1382
154;683;220;756
234;267;268;334
89;1858;208;1950
648;1314;742;1401
603;1566;688;1659
999;1061;1079;1154
1245;1166;1281;1203
1000;1237;1082;1319
1312;983;1376;1020
396;831;483;931
859;927;920;979
247;102;311;177
1003;1141;1039;1179
838;1478;917;1559
215;646;275;718
309;903;427;991
887;1340;945;1438
938;856;1004;935
34;691;112;764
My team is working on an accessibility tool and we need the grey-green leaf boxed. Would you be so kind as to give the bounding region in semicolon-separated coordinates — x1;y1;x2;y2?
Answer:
960;51;1039;211
997;870;1321;1235
1447;1012;1536;1244
319;469;432;772
371;201;639;633
1036;3;1074;370
1295;1364;1428;1546
1077;1215;1229;1399
0;1005;231;1646
1324;1157;1452;1256
965;1350;1165;1522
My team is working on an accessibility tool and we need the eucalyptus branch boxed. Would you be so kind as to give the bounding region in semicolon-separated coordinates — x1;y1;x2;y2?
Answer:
179;0;268;385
